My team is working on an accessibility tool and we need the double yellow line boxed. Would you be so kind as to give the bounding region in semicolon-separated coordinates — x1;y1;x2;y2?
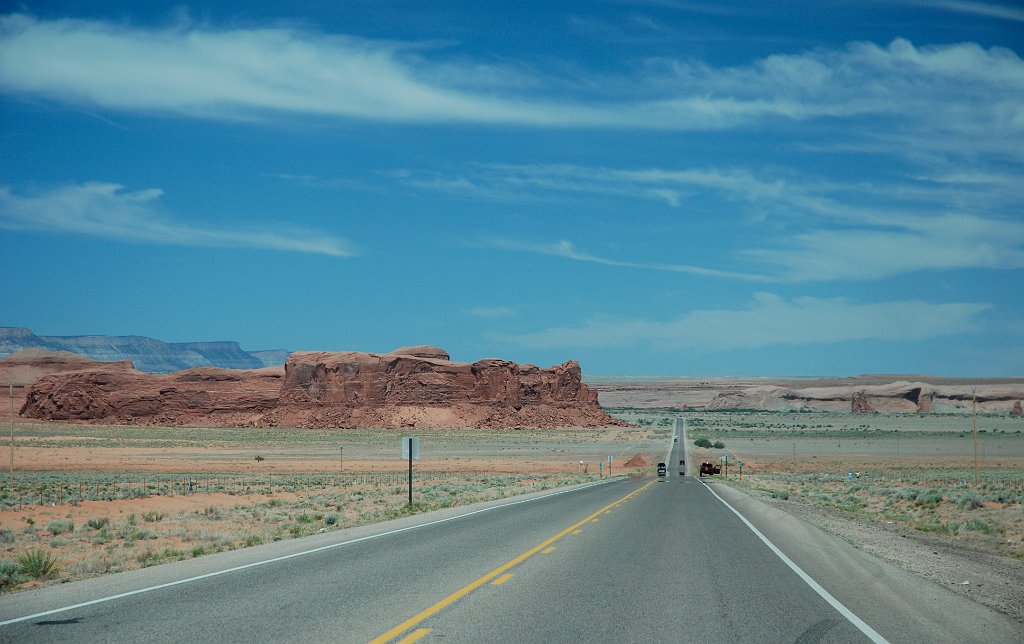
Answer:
370;480;654;643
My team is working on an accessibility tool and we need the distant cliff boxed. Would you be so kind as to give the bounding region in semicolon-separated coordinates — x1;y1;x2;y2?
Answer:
0;327;289;373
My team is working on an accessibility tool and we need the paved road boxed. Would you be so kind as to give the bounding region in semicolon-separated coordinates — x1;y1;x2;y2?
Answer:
1;435;1018;643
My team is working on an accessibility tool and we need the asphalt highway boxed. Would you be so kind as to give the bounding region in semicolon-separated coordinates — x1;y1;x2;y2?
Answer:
1;433;1019;643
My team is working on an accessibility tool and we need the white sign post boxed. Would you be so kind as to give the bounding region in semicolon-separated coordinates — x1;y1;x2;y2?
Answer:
402;437;420;506
607;455;613;477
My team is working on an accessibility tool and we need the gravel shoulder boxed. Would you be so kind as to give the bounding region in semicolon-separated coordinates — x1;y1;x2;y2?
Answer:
731;482;1024;624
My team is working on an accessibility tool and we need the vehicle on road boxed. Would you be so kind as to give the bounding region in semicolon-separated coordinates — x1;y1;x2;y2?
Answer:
699;462;717;476
657;462;667;477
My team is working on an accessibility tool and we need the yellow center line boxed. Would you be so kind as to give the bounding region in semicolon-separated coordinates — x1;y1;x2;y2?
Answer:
396;628;431;644
491;573;514;586
571;529;583;535
369;480;653;643
541;546;556;554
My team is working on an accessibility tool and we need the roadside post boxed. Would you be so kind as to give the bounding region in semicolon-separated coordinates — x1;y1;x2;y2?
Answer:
579;460;584;474
599;462;603;478
608;455;613;477
738;461;744;479
402;437;420;507
720;454;728;477
339;446;343;473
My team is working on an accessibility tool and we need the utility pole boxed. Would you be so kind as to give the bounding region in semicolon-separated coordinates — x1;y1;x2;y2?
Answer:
973;389;979;485
9;384;13;489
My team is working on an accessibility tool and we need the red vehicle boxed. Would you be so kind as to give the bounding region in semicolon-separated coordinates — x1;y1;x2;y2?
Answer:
699;462;723;476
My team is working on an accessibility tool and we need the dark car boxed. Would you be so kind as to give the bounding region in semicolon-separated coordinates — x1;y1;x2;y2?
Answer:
657;462;667;477
699;462;715;476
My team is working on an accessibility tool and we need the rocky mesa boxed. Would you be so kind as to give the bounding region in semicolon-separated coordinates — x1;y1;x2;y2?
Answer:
590;375;1024;415
16;347;621;429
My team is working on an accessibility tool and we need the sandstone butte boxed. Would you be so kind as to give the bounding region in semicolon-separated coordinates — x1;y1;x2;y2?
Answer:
13;347;624;429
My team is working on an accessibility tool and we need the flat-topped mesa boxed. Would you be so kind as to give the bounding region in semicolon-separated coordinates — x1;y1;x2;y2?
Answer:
276;350;614;428
19;347;619;429
20;362;283;425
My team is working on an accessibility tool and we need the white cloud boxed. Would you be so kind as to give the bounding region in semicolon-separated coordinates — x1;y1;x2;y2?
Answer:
492;293;992;351
915;0;1024;22
491;239;769;281
0;182;353;256
0;13;1020;144
436;163;1024;282
749;214;1024;281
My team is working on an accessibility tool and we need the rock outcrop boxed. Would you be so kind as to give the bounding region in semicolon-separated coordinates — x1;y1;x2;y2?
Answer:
19;348;621;429
852;390;872;413
20;362;283;426
592;375;1024;415
1012;401;1023;418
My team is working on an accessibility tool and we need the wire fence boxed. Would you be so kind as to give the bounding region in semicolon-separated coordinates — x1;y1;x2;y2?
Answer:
735;467;1024;490
0;470;476;510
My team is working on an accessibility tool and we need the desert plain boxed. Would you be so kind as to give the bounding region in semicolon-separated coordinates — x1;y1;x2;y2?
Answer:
0;381;1022;622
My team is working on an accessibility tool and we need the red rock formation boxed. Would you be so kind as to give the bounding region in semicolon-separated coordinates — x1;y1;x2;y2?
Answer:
852;390;873;413
20;347;621;429
21;363;283;426
274;351;615;428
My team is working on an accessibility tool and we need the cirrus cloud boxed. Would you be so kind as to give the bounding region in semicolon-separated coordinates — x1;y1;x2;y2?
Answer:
0;12;1020;143
491;293;992;351
0;182;353;256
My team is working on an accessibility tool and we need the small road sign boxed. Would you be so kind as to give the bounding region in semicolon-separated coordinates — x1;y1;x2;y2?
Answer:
402;437;421;460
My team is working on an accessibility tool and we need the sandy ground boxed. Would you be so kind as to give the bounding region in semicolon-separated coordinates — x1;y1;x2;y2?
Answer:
1;407;1021;626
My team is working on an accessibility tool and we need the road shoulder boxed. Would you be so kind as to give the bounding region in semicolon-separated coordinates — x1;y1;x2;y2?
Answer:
705;480;1021;642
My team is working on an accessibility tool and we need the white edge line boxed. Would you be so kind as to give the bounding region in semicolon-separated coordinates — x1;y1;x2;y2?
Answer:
0;478;619;627
698;480;890;644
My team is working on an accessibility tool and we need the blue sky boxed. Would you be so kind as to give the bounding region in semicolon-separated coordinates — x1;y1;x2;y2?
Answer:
1;1;1022;376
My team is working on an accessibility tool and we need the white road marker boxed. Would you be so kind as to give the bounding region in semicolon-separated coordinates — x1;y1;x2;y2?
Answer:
0;479;618;628
699;480;890;644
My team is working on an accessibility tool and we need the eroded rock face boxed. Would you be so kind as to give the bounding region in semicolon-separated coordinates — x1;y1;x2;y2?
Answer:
21;363;283;426
20;348;619;429
607;377;1024;415
274;351;612;428
852;390;873;413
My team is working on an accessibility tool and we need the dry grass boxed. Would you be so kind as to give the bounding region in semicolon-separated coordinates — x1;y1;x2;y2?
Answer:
0;470;622;591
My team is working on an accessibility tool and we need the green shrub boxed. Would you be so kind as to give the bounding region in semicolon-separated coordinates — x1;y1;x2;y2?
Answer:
17;549;61;579
86;517;110;530
324;514;338;526
693;438;713;448
772;490;790;500
957;492;983;510
914;490;943;508
0;559;27;590
712;441;725;449
961;519;996;535
0;529;15;544
47;519;74;535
